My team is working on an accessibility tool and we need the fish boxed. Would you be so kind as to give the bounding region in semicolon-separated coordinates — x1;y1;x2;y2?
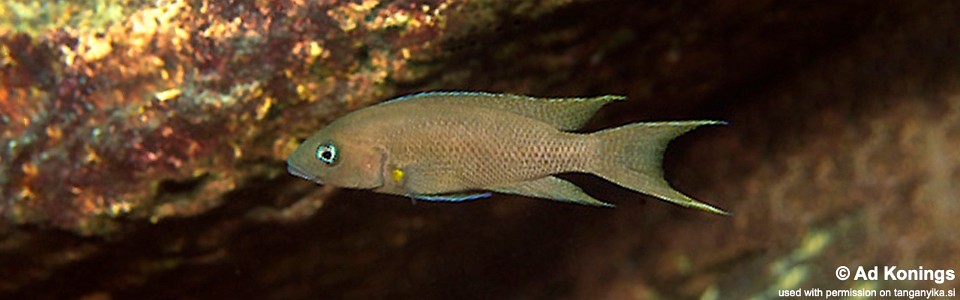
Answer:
286;92;728;215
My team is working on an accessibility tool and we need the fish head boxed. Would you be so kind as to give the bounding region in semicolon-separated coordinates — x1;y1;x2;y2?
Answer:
286;126;385;190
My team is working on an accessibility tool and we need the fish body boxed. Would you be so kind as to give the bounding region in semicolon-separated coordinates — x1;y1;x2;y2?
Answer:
286;92;727;214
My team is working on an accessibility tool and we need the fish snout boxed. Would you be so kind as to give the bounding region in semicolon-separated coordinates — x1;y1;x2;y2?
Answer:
287;163;323;184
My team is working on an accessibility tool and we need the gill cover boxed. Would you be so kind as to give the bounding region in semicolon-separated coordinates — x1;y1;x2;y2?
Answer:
287;135;386;190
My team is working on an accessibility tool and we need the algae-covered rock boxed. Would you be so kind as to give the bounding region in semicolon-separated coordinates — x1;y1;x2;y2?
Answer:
0;0;549;234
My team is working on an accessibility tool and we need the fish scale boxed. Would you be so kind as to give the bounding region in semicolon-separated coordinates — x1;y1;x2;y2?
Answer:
286;92;728;215
384;113;583;189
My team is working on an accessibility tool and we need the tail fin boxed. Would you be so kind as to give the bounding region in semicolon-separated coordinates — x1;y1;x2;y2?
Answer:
589;121;728;215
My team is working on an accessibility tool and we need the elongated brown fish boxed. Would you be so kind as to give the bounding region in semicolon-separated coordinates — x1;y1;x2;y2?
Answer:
287;92;727;214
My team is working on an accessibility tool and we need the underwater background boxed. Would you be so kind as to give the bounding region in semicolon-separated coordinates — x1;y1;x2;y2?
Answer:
1;0;958;299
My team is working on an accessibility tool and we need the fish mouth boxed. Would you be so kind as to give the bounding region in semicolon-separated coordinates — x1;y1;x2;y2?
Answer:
287;163;323;184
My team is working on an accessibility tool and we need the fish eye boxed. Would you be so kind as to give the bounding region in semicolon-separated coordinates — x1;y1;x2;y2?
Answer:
316;142;338;165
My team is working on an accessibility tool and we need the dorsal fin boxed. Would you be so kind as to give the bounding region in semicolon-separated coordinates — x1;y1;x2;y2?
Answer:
382;91;625;130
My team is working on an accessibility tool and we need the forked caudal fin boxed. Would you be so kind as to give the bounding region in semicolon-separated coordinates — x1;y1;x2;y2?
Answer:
589;121;729;215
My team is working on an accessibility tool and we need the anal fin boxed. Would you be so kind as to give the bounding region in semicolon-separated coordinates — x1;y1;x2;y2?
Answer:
490;176;613;207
